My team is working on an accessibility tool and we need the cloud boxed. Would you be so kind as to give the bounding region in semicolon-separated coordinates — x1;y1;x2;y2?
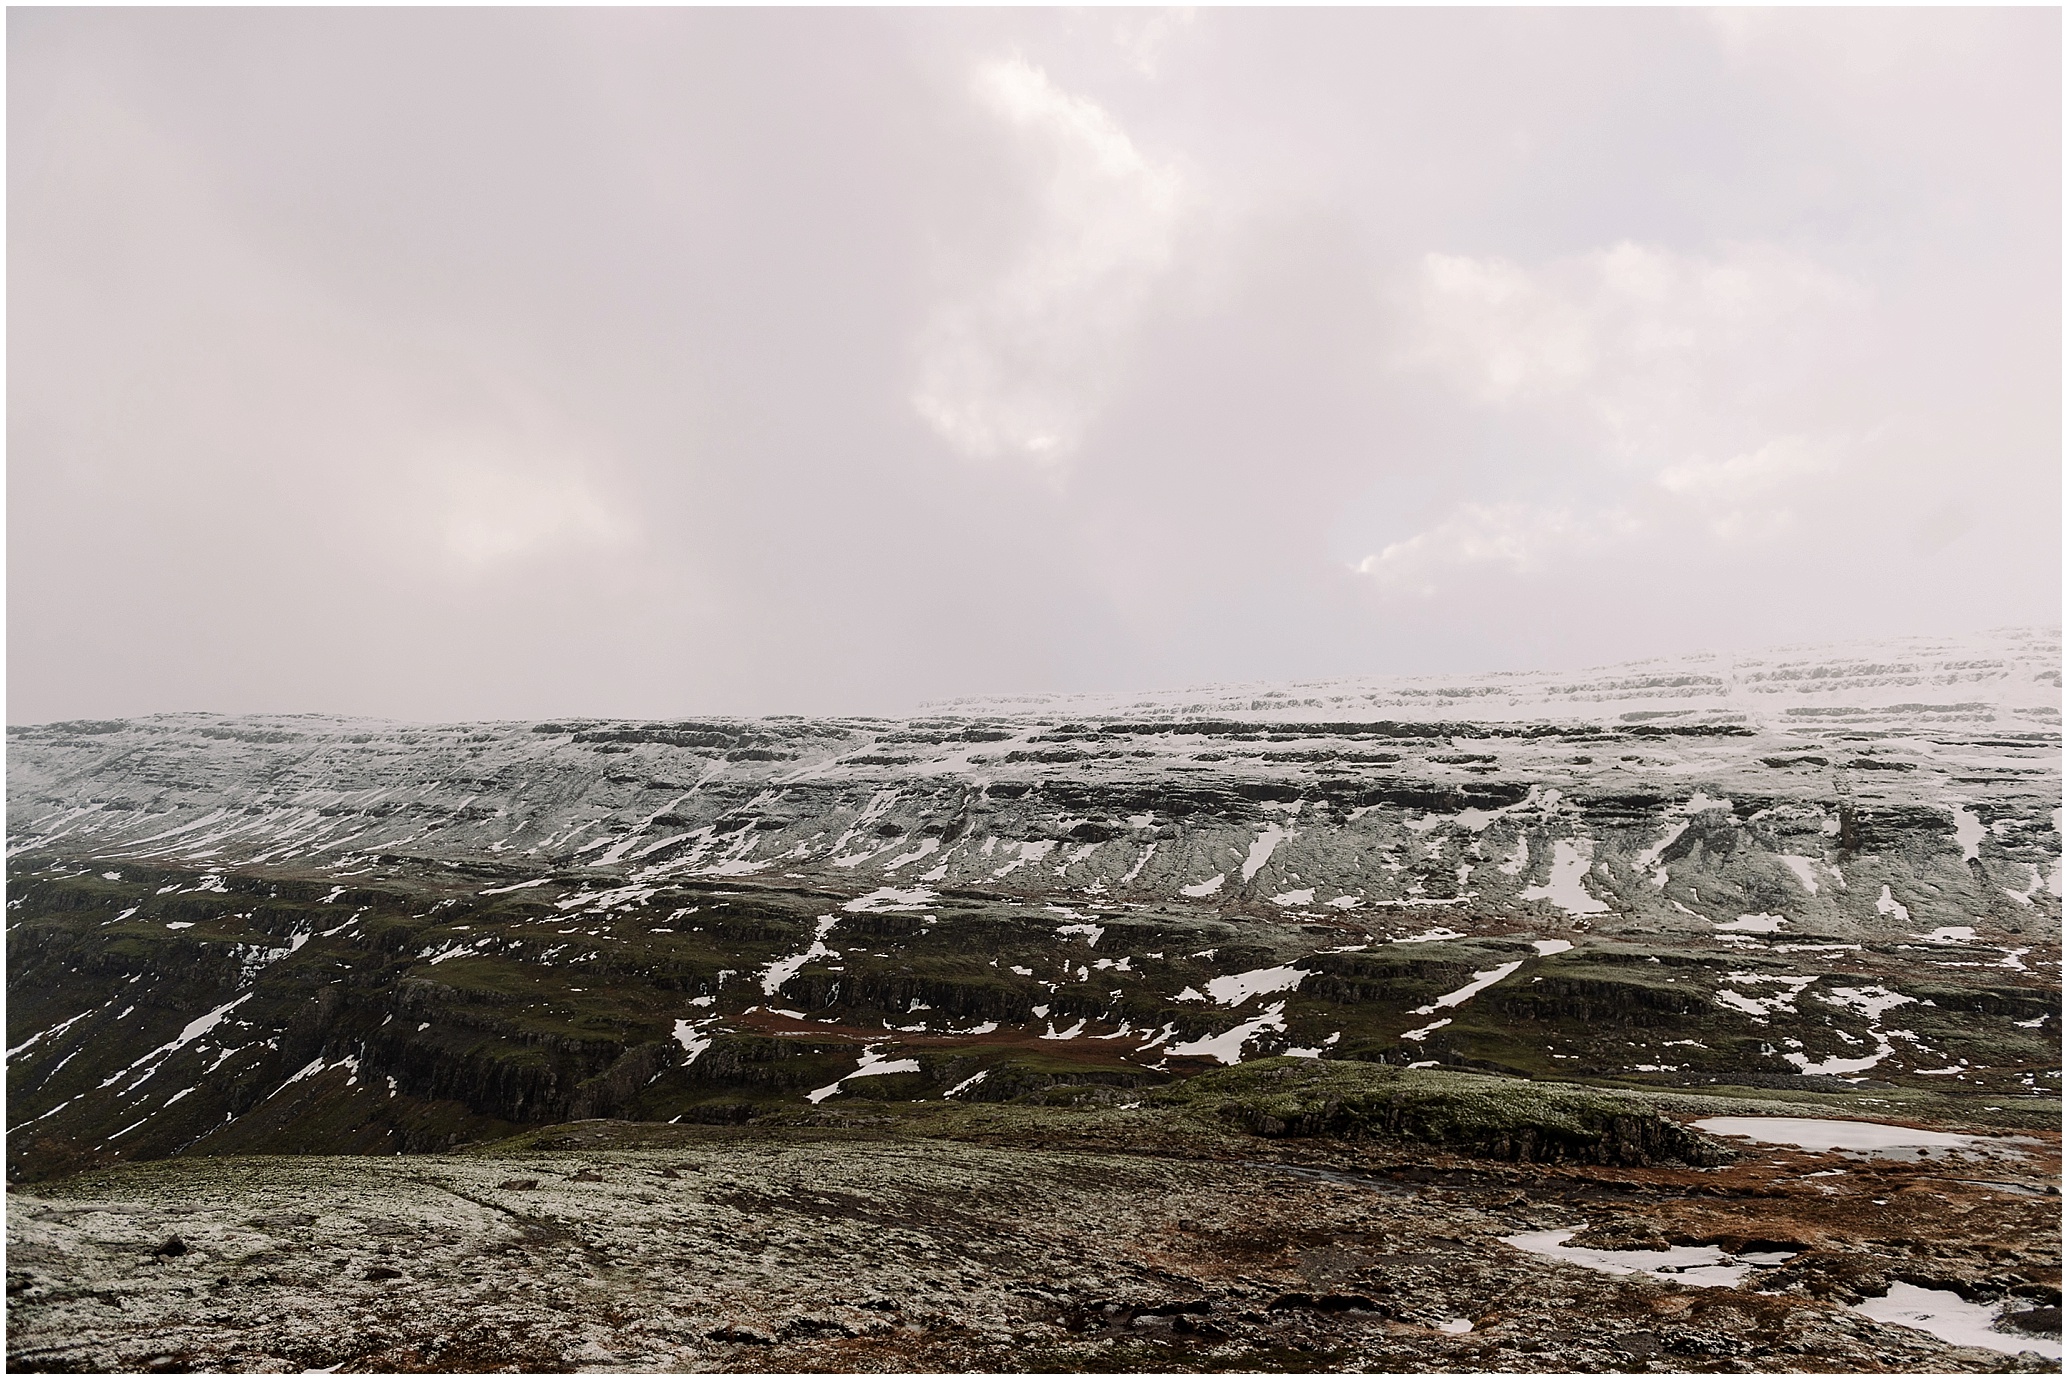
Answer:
425;451;631;571
1107;9;1196;79
1402;253;1596;407
1355;503;1641;595
1357;432;1844;595
910;56;1184;464
1654;432;1841;540
1359;240;1871;593
1399;240;1860;433
7;11;2056;721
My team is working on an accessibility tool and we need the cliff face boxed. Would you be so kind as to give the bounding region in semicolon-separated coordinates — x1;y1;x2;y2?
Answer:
7;630;2059;1181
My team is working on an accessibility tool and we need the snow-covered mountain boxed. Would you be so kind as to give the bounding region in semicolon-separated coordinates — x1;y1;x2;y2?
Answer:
9;629;2059;927
930;627;2061;729
7;628;2058;1185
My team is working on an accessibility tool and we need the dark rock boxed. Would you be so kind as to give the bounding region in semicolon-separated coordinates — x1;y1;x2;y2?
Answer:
567;1169;603;1182
1568;1221;1673;1251
2001;1305;2061;1338
1269;1291;1387;1314
1665;1328;1749;1358
1611;1331;1661;1359
152;1236;187;1258
364;1266;404;1282
1136;1299;1215;1316
497;1179;538;1190
781;1313;857;1338
1183;1059;1736;1168
707;1323;776;1345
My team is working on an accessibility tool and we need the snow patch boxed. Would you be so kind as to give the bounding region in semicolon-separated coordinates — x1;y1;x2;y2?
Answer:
883;837;941;871
1851;1282;2060;1359
1500;1226;1788;1289
1496;835;1529;877
672;1017;720;1065
1715;913;1786;934
1817;985;1916;1022
1241;824;1288;882
842;886;937;914
991;839;1056;879
1784;1039;1895;1077
1917;925;1978;945
479;877;550;896
1777;855;1820;895
1632;820;1687;875
1951;805;1985;863
1167;1003;1287;1064
1692;1116;1993;1158
805;1045;923;1103
1519;839;1609;915
1204;964;1309;1007
97;994;252;1092
1410;961;1524;1015
1714;973;1817;1017
762;915;841;996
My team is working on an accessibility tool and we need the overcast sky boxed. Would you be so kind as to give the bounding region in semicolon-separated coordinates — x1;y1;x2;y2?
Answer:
9;8;2060;724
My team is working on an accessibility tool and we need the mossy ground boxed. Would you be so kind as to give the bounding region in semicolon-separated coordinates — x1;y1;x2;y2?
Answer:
7;854;2058;1186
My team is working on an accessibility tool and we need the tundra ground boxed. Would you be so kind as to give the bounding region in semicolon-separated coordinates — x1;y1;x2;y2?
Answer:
7;1079;2060;1374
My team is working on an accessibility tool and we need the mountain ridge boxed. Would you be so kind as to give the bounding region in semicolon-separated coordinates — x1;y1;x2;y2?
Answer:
925;626;2062;727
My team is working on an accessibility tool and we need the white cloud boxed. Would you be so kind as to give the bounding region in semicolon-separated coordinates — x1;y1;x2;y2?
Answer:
1108;9;1196;79
1655;432;1842;540
1656;434;1830;504
1355;503;1641;595
1405;253;1596;407
1357;431;1846;594
420;446;631;571
911;57;1184;464
1401;241;1859;432
1361;241;1869;593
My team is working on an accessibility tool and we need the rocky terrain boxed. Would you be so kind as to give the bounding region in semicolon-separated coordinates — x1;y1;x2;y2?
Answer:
4;1071;2061;1374
6;628;2060;1371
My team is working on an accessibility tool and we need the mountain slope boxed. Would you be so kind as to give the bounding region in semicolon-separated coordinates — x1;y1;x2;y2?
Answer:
7;629;2059;1183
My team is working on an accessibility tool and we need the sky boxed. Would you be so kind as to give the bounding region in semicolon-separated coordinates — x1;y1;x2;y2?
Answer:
8;8;2060;724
